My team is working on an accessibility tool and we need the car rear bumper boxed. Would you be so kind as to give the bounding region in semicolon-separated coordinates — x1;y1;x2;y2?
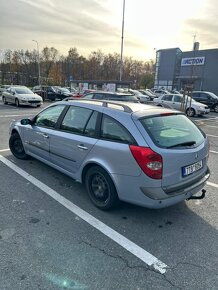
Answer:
111;167;210;209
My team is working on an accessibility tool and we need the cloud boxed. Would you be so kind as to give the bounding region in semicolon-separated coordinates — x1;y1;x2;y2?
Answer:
184;0;218;48
0;0;121;53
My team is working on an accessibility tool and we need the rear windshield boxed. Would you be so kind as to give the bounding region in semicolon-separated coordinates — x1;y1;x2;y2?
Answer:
140;114;205;148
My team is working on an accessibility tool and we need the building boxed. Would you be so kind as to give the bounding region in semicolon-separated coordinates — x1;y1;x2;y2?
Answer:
154;44;218;95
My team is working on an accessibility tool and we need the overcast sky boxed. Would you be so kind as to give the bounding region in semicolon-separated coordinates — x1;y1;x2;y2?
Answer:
0;0;218;60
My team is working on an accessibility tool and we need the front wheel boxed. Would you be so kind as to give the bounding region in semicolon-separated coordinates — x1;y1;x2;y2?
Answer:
85;166;119;210
186;108;195;117
2;96;8;104
15;98;19;107
9;133;28;159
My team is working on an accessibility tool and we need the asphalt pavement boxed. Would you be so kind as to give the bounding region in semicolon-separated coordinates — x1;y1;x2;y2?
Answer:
0;101;218;290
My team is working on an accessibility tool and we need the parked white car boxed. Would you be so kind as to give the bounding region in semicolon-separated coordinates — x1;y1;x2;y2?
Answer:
129;89;150;103
153;89;170;97
2;86;43;107
155;94;210;117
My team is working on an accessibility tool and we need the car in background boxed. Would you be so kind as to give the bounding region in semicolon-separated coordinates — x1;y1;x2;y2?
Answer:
2;86;43;107
155;94;210;117
9;99;210;210
0;85;11;96
32;85;57;100
128;89;150;103
153;89;170;97
81;91;140;103
139;89;157;101
191;91;218;113
55;87;74;98
32;86;73;101
170;90;180;94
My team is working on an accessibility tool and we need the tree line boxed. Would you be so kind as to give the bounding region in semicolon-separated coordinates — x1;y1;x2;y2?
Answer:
0;47;155;88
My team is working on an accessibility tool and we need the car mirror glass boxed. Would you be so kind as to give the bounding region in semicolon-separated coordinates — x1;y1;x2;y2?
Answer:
20;118;32;125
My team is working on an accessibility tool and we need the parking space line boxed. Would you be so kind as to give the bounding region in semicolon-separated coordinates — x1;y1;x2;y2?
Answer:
0;149;10;152
204;125;218;128
210;150;218;154
0;114;34;118
207;181;218;188
207;134;218;138
0;154;168;274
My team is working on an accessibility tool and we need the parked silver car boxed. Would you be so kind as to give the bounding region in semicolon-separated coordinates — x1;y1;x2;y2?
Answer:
3;86;43;107
155;94;210;117
9;100;210;210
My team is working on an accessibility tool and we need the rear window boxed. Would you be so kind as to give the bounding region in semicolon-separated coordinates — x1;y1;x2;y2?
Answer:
140;114;205;148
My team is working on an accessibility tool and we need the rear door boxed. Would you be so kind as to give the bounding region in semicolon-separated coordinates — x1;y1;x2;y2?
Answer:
172;95;183;111
49;106;98;174
159;95;173;108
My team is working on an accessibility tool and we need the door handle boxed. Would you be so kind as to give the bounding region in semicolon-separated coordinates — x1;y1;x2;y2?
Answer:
77;144;88;150
42;133;49;138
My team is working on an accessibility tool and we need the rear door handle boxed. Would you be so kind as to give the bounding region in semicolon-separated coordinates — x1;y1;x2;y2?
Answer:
42;133;49;138
77;144;88;150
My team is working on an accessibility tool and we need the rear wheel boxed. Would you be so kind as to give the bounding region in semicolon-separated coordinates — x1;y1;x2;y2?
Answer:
15;98;19;107
214;104;218;113
9;132;28;159
186;108;195;117
85;166;119;210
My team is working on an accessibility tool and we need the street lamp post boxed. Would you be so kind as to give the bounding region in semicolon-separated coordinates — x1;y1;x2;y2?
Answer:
119;0;125;82
32;40;41;87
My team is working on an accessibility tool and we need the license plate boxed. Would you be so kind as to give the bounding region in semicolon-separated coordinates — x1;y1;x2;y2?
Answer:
182;160;203;177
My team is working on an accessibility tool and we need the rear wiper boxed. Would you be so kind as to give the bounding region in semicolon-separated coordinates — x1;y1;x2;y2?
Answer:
167;141;196;148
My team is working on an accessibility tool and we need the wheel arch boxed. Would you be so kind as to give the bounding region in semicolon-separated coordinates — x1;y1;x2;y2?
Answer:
81;162;119;196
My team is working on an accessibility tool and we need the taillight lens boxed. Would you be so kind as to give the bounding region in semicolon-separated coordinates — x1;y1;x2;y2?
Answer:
129;145;163;179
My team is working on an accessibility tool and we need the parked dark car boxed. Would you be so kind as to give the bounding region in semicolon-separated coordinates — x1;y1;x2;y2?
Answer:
32;86;73;101
82;91;140;103
191;91;218;112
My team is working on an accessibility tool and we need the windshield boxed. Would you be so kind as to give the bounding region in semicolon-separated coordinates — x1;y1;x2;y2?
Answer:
15;87;33;94
208;92;218;99
140;114;205;148
59;88;70;93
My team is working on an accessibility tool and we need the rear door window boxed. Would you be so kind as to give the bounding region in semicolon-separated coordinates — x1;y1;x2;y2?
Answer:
140;114;205;148
162;95;173;101
60;106;93;134
101;115;135;144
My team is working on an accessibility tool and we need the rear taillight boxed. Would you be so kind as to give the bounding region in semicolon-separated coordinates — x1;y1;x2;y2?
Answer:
129;145;163;179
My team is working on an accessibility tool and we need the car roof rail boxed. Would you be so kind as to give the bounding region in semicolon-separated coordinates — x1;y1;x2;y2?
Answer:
65;98;133;113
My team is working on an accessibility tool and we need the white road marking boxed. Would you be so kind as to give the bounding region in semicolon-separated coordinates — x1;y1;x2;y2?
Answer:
207;181;218;188
210;150;218;154
203;125;218;128
207;134;218;138
0;155;168;274
0;149;10;152
0;114;34;118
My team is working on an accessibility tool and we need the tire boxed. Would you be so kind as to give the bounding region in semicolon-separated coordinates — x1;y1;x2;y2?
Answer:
186;108;195;117
15;98;19;107
213;104;218;113
9;133;28;160
2;96;8;104
85;166;119;210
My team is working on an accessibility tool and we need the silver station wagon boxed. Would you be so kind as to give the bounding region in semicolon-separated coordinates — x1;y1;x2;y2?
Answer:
9;100;210;210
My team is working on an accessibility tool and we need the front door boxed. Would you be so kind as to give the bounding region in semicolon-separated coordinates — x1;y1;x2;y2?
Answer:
22;104;66;161
50;106;98;174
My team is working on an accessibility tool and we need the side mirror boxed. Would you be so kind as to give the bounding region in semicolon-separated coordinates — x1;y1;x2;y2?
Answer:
20;118;32;125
